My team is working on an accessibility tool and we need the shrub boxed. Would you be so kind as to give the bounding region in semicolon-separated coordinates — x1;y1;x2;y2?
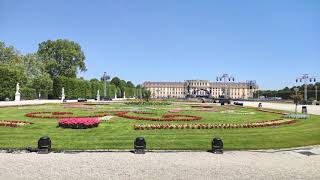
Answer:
25;111;108;118
58;118;100;129
0;120;33;128
133;119;297;130
125;101;171;106
116;111;202;121
20;87;37;100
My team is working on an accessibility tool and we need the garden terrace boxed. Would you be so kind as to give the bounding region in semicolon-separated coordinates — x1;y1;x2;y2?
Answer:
0;102;319;151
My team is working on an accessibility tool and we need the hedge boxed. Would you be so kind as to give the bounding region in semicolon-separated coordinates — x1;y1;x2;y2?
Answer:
51;76;138;99
20;87;37;100
0;65;27;101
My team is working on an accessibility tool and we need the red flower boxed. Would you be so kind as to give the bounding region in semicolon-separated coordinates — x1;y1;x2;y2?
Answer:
58;118;100;129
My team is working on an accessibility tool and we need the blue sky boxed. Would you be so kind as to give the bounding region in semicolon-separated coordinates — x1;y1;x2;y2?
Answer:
1;0;319;90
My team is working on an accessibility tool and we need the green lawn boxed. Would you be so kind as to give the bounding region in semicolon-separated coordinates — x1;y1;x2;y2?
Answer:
0;102;319;151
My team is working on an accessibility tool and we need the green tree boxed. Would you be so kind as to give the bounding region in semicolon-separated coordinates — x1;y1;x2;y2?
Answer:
126;81;135;88
37;39;86;78
143;90;151;102
0;65;27;100
32;74;53;99
0;41;20;64
110;77;121;87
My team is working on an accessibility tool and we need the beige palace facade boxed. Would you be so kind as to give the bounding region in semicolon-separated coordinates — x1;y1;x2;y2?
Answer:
143;80;258;99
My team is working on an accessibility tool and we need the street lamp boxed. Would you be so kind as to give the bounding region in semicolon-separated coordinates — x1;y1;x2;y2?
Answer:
294;88;299;114
102;72;110;98
246;80;257;99
216;74;235;99
156;89;161;98
315;85;318;102
296;74;317;104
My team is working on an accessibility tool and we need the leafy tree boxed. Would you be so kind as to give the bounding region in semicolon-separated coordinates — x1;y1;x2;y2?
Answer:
110;77;121;87
32;74;53;99
20;54;46;79
143;90;151;102
0;41;20;64
126;81;135;88
37;39;86;78
0;65;27;100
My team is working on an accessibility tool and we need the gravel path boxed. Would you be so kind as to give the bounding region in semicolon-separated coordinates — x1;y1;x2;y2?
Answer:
242;101;320;115
1;147;320;180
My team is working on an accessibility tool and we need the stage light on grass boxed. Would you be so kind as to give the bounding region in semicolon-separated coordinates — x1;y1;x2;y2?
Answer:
212;137;223;154
134;137;146;154
37;136;51;154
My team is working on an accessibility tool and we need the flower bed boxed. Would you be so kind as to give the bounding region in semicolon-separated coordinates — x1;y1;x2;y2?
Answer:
116;111;202;121
133;111;155;115
191;105;214;109
257;109;288;115
25;112;109;119
125;101;171;106
52;112;73;115
0;120;33;128
133;119;297;130
220;110;256;115
58;118;100;129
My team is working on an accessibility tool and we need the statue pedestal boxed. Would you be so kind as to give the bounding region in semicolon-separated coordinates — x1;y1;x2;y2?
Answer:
15;92;20;102
97;95;100;101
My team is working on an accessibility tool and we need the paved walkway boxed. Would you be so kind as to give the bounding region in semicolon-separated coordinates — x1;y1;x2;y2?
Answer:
242;101;320;115
0;146;319;180
0;99;131;107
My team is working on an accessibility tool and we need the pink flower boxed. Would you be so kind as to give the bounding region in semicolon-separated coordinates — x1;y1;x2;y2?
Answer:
58;118;100;129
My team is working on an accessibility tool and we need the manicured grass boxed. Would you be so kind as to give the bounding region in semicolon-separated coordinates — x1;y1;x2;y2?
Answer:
0;103;319;151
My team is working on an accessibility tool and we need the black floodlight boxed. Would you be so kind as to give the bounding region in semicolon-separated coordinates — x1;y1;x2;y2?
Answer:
134;137;146;154
302;106;307;114
212;137;223;154
37;136;51;154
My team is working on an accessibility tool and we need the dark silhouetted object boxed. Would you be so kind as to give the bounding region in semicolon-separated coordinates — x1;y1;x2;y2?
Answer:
37;136;51;154
212;137;223;154
134;137;146;154
302;106;307;114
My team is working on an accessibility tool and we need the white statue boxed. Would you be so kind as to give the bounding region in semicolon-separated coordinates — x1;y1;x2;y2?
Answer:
15;83;21;101
16;83;20;93
123;91;126;99
61;87;65;102
97;90;100;101
114;89;117;99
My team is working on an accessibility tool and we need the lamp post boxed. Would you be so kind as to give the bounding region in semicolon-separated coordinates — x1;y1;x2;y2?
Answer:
156;89;160;98
316;85;318;102
216;74;235;99
296;74;317;104
246;80;257;99
294;88;299;114
102;72;110;98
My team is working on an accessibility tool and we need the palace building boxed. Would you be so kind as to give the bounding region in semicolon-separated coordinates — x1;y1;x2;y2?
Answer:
143;80;258;99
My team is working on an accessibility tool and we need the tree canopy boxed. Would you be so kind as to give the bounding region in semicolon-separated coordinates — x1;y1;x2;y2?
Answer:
37;39;86;78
